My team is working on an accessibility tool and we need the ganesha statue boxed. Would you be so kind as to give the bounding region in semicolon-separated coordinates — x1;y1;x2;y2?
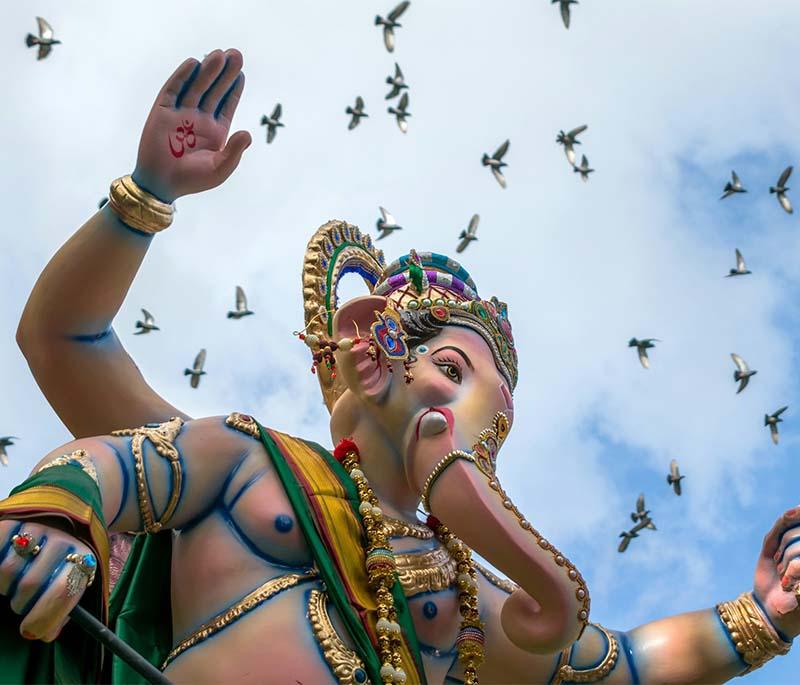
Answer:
2;49;800;685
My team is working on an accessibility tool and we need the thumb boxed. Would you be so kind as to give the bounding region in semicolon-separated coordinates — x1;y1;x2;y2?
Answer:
213;130;252;183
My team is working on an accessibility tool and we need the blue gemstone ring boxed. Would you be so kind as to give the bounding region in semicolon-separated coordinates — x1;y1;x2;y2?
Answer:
65;552;97;586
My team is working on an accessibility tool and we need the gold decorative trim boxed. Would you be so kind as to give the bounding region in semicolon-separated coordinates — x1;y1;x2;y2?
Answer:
163;570;317;668
382;514;434;540
716;591;791;673
395;545;456;596
111;417;184;534
473;561;517;595
225;412;261;439
108;174;174;234
37;448;98;486
308;589;370;684
552;624;619;684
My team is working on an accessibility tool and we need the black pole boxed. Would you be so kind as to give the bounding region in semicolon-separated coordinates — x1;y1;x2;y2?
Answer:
70;605;172;685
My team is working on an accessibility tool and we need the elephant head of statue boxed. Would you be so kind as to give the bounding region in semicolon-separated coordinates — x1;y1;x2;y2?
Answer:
300;220;587;654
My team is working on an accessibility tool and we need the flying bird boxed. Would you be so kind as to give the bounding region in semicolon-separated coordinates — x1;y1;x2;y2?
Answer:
770;166;793;214
184;349;207;388
260;104;284;144
482;139;510;188
456;214;480;254
0;437;18;467
228;286;254;319
26;17;61;60
134;309;160;334
387;92;410;133
630;515;656;534
573;155;594;182
631;493;651;524
731;353;757;394
725;248;751;277
376;207;402;240
552;0;578;29
720;170;747;200
765;406;788;445
556;125;588;166
617;529;638;553
375;1;411;52
385;63;409;99
628;338;660;369
345;96;368;130
667;459;684;496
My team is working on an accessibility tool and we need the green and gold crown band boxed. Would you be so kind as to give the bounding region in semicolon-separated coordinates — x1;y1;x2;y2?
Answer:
301;221;518;411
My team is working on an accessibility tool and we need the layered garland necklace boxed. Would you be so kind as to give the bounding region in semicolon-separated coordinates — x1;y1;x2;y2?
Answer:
334;439;485;685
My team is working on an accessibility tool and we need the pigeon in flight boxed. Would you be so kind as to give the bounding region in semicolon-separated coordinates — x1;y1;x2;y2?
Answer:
617;529;638;553
0;437;18;467
573;155;594;182
456;214;480;254
228;286;254;319
631;493;653;526
765;406;788;445
385;63;409;99
26;17;61;60
375;1;411;53
630;515;656;534
376;207;402;240
184;349;207;388
731;353;757;394
260;104;284;144
482;139;510;189
387;92;411;133
346;97;368;130
134;309;160;335
725;249;751;277
628;338;660;369
720;170;747;200
667;459;684;496
556;125;588;166
770;166;793;214
552;0;578;29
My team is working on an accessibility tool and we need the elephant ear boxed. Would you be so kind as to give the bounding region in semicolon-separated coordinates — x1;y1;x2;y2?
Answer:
302;220;386;412
333;295;393;403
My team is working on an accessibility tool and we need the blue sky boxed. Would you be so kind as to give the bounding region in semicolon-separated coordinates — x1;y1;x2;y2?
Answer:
2;1;800;681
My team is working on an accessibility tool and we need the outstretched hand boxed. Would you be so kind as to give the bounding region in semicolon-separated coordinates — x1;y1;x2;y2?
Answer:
132;48;252;203
754;506;800;639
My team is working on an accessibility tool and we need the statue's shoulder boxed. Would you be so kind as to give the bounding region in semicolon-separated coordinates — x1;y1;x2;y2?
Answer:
224;411;262;440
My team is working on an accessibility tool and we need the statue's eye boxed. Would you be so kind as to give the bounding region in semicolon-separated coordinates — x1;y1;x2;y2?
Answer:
434;359;462;384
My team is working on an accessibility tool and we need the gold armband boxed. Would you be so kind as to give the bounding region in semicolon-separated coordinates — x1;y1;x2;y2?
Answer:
108;174;174;234
717;592;792;673
420;450;476;513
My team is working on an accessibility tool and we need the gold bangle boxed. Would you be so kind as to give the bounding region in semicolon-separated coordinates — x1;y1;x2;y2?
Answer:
717;591;792;673
420;450;476;513
108;175;174;234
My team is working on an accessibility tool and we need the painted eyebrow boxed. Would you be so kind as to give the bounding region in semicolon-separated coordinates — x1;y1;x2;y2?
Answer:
431;345;474;370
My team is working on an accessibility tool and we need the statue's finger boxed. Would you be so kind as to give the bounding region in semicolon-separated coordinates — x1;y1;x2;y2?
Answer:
180;50;226;109
211;130;251;183
200;48;243;115
20;559;83;640
216;72;245;122
775;526;800;569
156;57;199;109
0;523;34;595
9;540;69;616
762;507;800;560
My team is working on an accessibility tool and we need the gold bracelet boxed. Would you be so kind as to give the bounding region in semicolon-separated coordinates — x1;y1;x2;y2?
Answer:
108;174;174;234
420;450;476;513
717;592;792;673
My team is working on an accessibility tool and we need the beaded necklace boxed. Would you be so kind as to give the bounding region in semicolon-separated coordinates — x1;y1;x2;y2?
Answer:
334;439;485;685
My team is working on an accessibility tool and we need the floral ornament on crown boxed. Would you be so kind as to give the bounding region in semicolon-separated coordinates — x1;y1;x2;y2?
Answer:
370;306;410;361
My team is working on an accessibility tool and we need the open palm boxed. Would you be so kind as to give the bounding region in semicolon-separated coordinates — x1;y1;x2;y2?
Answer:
132;48;251;203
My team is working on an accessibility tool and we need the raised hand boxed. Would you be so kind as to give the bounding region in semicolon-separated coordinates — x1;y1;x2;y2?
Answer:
0;519;96;641
132;48;252;203
755;506;800;639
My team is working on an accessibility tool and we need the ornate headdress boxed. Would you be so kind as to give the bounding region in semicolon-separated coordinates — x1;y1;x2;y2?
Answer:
302;220;518;412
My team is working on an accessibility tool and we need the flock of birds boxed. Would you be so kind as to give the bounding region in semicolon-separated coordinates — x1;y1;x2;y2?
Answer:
13;10;799;562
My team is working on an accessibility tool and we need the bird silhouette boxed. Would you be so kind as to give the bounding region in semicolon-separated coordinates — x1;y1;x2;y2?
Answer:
346;96;368;130
456;214;480;254
725;248;751;277
385;63;409;99
765;406;788;445
618;529;638;553
134;309;160;334
556;125;587;166
260;104;284;144
228;286;254;319
376;207;403;240
184;349;207;388
720;170;747;199
573;154;594;181
375;1;411;52
0;437;19;467
731;353;757;393
631;493;653;526
667;459;684;496
770;166;793;214
552;0;578;29
26;17;60;60
628;338;660;369
387;92;411;133
482;140;510;188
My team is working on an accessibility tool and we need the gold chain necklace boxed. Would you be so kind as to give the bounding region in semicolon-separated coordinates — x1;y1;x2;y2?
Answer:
382;514;435;540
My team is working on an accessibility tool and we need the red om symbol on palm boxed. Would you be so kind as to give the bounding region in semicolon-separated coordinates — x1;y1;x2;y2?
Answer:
168;120;197;158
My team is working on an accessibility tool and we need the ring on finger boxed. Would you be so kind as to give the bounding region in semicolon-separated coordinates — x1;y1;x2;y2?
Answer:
11;533;41;558
64;553;97;597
